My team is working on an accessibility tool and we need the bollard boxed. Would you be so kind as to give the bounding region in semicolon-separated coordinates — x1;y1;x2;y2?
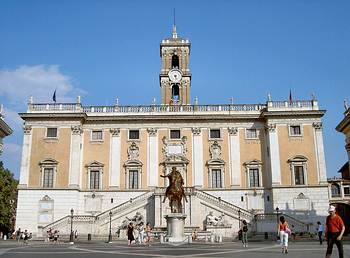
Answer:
160;234;164;244
188;235;192;243
264;232;268;239
3;235;7;241
205;235;209;242
88;233;91;241
219;235;222;243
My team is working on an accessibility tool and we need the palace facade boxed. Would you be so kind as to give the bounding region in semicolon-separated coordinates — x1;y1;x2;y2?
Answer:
0;105;13;156
16;27;330;237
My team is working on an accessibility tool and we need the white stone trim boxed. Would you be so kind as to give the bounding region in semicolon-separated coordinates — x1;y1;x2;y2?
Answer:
228;128;240;187
288;124;303;137
313;123;327;184
45;127;59;139
208;167;224;188
39;159;58;188
267;125;281;185
87;162;104;190
125;166;142;189
19;126;32;187
69;126;83;188
192;128;203;187
90;129;104;142
208;128;222;141
245;128;259;140
288;156;308;186
147;128;158;187
109;129;121;189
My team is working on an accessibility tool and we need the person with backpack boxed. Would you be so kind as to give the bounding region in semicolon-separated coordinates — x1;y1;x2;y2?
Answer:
278;216;290;254
241;220;248;247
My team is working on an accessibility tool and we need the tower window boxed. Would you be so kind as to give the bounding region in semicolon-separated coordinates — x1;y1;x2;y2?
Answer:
170;130;181;139
129;130;140;140
171;84;180;102
172;55;179;69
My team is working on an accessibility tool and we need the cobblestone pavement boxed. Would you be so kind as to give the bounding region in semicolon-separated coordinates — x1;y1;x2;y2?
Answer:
0;240;349;257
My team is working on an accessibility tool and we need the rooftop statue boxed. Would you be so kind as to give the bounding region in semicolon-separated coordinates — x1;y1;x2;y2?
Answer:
161;167;188;213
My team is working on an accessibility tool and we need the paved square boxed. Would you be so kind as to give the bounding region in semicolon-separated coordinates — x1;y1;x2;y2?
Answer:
0;240;349;258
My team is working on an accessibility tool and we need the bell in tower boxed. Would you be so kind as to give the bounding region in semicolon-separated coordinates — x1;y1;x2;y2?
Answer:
159;24;191;105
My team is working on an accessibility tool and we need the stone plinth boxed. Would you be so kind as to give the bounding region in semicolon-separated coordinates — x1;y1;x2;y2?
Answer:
205;225;232;238
164;213;187;242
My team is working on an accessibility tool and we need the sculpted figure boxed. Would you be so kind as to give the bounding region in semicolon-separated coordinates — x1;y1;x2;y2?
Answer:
161;167;188;213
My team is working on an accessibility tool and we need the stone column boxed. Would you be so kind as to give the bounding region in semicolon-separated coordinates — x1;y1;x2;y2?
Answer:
147;128;158;188
266;124;281;185
109;128;121;189
69;125;83;189
228;127;240;187
192;127;203;187
19;125;32;188
313;122;328;184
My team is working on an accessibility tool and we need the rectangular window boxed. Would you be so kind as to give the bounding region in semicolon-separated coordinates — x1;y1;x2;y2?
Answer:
46;128;58;138
43;168;54;188
246;129;258;139
294;166;305;185
290;125;302;136
129;170;139;189
90;170;100;189
344;186;350;196
129;130;140;140
210;129;221;139
170;130;181;139
249;168;260;187
91;130;103;141
211;169;222;188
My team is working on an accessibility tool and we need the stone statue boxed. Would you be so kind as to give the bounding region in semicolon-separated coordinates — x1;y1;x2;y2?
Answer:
118;211;144;230
205;211;225;226
161;167;188;213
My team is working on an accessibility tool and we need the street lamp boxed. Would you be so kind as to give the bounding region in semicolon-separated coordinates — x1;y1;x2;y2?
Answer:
238;209;241;228
108;211;112;243
276;207;279;236
69;208;74;244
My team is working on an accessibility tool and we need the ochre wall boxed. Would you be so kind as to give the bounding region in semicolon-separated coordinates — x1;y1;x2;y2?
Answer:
278;125;318;185
29;127;71;188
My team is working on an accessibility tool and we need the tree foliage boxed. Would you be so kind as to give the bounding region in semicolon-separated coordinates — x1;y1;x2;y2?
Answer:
0;161;18;231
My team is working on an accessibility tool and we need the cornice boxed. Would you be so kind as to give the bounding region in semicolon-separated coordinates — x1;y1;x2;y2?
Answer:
336;111;350;133
262;110;326;118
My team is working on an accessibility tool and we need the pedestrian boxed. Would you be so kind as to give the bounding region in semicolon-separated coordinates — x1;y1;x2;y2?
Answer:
241;220;248;247
145;222;152;246
16;228;21;242
325;205;345;258
23;230;29;245
317;221;323;245
138;222;145;244
278;216;290;254
53;230;59;244
74;230;78;240
127;222;135;246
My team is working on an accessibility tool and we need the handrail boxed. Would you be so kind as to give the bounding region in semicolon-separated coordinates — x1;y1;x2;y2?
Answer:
195;190;254;219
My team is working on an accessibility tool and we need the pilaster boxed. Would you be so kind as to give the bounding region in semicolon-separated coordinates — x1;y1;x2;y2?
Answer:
109;128;121;189
313;122;327;184
69;125;83;189
228;127;240;187
19;125;32;188
147;128;158;188
266;123;281;186
192;127;203;187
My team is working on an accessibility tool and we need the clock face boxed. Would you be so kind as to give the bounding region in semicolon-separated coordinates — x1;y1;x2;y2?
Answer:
168;69;182;83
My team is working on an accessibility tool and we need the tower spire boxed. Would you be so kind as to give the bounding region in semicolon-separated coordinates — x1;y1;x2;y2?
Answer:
172;8;177;39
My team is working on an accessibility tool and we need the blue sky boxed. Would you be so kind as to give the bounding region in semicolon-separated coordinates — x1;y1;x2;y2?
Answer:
0;0;349;179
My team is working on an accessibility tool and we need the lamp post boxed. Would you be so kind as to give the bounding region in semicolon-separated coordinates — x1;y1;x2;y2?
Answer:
108;211;112;243
276;207;279;237
69;208;74;244
238;209;241;228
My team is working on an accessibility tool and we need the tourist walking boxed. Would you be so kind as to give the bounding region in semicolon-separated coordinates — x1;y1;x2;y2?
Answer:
145;222;152;246
325;205;345;258
241;220;248;247
127;222;135;246
317;221;324;245
278;216;290;254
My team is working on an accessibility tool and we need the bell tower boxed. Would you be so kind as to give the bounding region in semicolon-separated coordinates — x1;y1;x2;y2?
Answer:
159;25;191;105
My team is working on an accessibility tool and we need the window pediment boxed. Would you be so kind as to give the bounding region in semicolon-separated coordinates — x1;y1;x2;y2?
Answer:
243;159;262;167
124;160;143;167
86;160;104;168
39;158;58;166
288;155;308;163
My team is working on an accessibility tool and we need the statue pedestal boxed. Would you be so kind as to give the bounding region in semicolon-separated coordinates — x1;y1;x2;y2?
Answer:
164;213;187;243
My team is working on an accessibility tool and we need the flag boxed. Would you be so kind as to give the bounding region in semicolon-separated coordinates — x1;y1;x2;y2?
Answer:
289;89;292;104
53;89;56;103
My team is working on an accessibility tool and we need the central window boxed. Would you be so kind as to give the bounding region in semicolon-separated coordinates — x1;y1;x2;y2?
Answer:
170;130;181;139
210;129;221;139
129;170;139;189
129;130;140;140
294;165;305;185
43;168;54;188
211;169;222;188
46;128;58;138
90;170;100;189
246;129;258;139
91;130;103;141
290;125;302;136
249;168;260;187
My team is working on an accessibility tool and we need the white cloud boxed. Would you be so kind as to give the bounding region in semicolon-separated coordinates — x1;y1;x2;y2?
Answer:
0;65;85;106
